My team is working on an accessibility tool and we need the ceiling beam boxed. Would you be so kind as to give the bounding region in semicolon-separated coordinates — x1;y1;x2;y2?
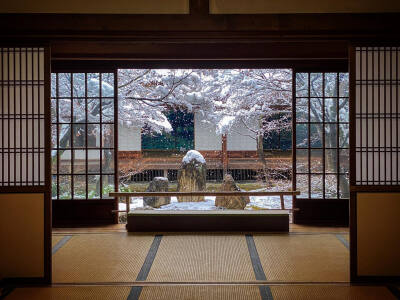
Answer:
0;13;400;41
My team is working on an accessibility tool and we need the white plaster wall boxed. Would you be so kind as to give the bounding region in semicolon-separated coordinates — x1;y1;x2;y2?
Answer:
60;150;101;160
194;113;222;151
118;124;141;151
227;119;258;151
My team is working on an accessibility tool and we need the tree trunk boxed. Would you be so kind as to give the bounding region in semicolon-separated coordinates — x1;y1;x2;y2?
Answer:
256;132;269;186
221;134;228;175
325;131;349;197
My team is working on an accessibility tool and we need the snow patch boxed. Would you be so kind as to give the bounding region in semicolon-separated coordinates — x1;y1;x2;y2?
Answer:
152;111;173;132
120;195;293;212
217;115;235;134
182;150;206;164
159;197;217;210
153;177;168;181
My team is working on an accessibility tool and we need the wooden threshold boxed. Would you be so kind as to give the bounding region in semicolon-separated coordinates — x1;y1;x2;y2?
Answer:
127;210;289;232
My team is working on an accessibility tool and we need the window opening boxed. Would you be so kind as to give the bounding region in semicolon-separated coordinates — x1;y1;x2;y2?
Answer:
294;72;349;199
51;72;116;200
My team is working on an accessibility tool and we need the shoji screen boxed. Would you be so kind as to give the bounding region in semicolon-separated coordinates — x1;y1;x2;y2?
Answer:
0;48;46;186
351;46;400;280
0;47;50;283
354;47;399;185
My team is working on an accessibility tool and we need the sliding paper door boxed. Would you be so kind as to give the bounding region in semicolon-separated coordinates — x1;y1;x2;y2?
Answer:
0;47;51;283
350;46;400;280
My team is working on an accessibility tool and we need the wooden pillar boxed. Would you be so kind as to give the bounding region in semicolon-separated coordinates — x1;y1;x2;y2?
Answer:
126;196;130;214
222;134;228;175
280;195;285;210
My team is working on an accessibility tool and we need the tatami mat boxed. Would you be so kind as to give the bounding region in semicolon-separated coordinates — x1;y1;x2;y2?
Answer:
52;224;126;234
147;234;256;282
6;286;131;300
52;235;66;247
53;234;154;283
52;232;350;284
254;234;350;282
290;225;349;234
343;234;349;242
139;285;261;300
270;285;396;300
6;285;395;300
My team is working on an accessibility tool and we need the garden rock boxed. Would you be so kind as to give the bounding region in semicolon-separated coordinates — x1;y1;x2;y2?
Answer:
177;150;207;202
143;177;171;208
215;174;250;209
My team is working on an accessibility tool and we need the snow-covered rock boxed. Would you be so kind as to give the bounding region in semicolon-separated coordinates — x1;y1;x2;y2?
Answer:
178;150;207;202
182;150;206;164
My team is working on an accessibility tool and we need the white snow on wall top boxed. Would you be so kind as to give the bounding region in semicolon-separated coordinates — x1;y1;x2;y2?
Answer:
182;150;206;164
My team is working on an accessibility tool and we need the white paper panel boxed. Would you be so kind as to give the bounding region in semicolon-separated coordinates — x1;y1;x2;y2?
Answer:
355;47;400;184
0;48;46;186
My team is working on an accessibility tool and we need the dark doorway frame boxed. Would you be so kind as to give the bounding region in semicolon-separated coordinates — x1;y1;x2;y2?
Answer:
3;0;399;286
52;61;349;229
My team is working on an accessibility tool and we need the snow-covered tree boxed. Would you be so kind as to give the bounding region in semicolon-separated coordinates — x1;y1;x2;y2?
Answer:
51;73;115;195
295;72;349;197
118;69;207;133
117;69;291;135
118;69;292;184
52;68;350;200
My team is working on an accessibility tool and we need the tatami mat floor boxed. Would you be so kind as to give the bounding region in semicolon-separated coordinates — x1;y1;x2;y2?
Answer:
52;224;349;234
253;234;349;282
51;232;350;284
3;229;398;300
52;235;65;247
53;234;154;283
147;234;256;282
5;285;398;300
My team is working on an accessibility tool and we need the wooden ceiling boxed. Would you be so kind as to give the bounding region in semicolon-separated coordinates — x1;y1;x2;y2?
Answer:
0;0;399;62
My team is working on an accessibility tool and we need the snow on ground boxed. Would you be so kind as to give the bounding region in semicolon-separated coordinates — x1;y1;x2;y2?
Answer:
119;195;293;212
153;177;168;181
182;150;206;164
247;196;293;210
159;196;217;210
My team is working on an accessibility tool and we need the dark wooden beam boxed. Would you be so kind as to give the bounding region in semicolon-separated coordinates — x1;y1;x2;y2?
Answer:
49;40;349;61
126;210;290;232
190;0;209;16
0;13;400;41
52;59;349;72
